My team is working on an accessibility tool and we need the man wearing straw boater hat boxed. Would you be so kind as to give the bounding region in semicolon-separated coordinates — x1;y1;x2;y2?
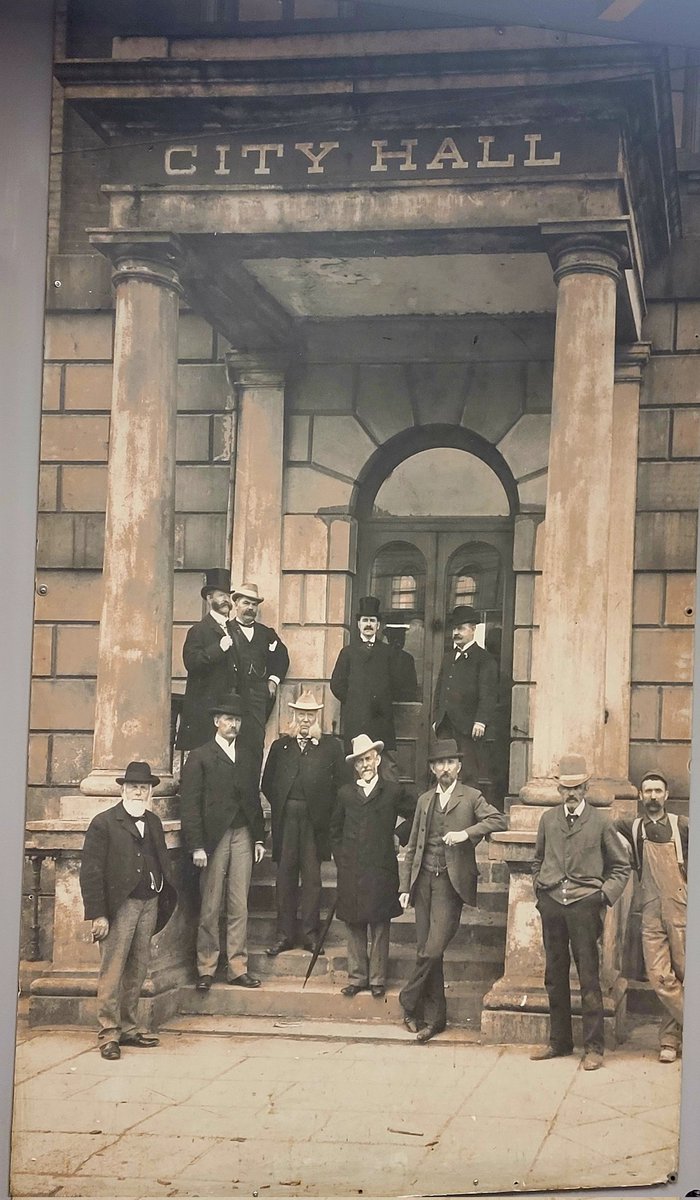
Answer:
330;734;415;999
398;739;505;1043
180;692;265;991
261;689;344;956
229;581;290;780
177;567;239;753
80;761;177;1060
530;753;631;1071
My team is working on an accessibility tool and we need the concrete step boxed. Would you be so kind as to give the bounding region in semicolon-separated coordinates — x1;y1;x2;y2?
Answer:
161;1013;483;1045
246;907;507;949
248;878;508;913
626;979;664;1017
254;857;509;891
245;943;504;983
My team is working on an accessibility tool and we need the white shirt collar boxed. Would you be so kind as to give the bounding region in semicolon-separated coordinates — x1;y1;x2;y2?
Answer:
454;638;476;655
210;608;228;629
563;796;586;819
357;774;379;794
436;780;458;809
235;620;255;641
360;636;376;644
215;732;237;762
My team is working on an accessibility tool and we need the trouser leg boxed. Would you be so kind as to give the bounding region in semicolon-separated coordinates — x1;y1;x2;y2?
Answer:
642;898;685;1045
538;892;574;1053
225;825;254;980
346;923;369;986
399;871;432;1021
368;922;391;987
298;809;322;941
119;897;158;1039
276;807;302;943
97;899;142;1044
399;872;461;1028
567;894;605;1055
196;830;231;977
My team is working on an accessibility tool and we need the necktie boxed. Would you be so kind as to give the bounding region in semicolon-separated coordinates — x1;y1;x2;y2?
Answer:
298;738;308;754
567;813;577;828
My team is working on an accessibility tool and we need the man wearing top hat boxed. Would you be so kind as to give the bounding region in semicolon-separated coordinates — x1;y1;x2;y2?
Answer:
398;740;505;1042
331;734;415;998
177;567;239;753
330;596;402;780
530;753;631;1070
261;689;344;955
180;692;265;991
229;581;290;781
79;761;178;1060
432;604;499;787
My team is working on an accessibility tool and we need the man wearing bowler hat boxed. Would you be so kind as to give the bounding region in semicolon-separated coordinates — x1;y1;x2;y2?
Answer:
531;753;631;1070
80;762;177;1060
180;692;265;990
229;581;290;781
432;604;498;787
262;689;344;955
398;740;505;1042
330;596;402;780
177;567;239;753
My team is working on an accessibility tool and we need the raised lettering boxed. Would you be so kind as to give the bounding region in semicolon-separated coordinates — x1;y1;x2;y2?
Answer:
294;141;340;174
164;144;198;176
425;136;469;171
523;133;561;167
214;144;231;176
370;139;418;173
476;135;515;169
241;143;284;175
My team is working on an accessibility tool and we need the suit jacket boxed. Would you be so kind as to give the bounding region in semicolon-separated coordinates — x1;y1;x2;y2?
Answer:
533;803;631;906
432;643;498;739
180;737;264;854
330;637;400;750
177;614;240;751
330;778;415;924
80;802;177;933
261;734;344;862
229;619;290;733
400;782;506;908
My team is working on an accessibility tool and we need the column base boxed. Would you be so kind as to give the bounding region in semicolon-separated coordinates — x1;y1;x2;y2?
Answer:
520;775;638;807
80;768;178;798
28;966;188;1030
481;975;628;1049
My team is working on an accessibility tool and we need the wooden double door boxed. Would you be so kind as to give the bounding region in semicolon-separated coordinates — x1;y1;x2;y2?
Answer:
356;518;514;794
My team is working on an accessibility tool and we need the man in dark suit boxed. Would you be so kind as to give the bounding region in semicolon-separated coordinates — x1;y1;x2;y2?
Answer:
261;690;344;955
180;692;265;991
531;753;631;1071
432;604;498;786
330;596;402;780
399;740;505;1042
229;581;290;781
177;567;239;752
79;761;178;1060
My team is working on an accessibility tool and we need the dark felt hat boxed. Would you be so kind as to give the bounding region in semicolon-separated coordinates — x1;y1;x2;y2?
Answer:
208;691;245;717
116;761;160;786
449;605;480;627
201;567;231;599
639;770;669;790
428;739;463;762
356;596;381;620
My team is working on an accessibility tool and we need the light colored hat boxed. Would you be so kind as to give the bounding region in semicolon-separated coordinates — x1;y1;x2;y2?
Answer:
289;688;324;712
556;753;590;787
345;733;384;762
232;582;264;604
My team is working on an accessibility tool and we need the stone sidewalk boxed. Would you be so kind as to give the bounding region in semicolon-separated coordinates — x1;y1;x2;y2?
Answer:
10;1018;679;1199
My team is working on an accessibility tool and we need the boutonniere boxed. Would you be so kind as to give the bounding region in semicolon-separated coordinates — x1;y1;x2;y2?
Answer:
310;737;319;746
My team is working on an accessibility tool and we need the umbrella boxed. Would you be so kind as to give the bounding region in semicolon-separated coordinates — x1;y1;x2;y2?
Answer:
302;899;337;988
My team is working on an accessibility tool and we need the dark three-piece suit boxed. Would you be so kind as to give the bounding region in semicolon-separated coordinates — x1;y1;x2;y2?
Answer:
432;642;498;784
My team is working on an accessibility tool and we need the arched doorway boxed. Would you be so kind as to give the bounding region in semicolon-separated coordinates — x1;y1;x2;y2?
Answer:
355;436;517;798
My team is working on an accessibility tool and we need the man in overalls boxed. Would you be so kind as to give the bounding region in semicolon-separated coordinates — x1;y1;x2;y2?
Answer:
615;771;689;1063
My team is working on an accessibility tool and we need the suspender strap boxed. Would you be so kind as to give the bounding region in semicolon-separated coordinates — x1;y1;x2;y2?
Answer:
636;814;684;867
668;812;684;866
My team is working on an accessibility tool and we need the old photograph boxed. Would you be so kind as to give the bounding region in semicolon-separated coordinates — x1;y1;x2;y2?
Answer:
10;0;699;1194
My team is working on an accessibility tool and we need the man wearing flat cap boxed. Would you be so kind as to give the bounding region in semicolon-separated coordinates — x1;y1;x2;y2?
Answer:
229;582;290;782
432;604;498;787
398;740;505;1042
330;596;402;780
615;770;689;1063
180;692;265;991
262;689;344;955
531;753;631;1071
80;761;177;1060
177;567;239;753
331;734;415;998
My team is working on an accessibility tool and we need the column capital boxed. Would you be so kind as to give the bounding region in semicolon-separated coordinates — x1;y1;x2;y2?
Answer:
614;341;652;384
540;220;632;286
88;231;184;295
225;350;290;389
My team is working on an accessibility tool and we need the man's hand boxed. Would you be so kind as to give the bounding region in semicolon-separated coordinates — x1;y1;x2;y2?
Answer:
267;679;278;699
472;721;486;740
219;633;233;651
399;892;410;909
192;848;208;869
254;841;266;864
91;917;109;942
443;830;468;847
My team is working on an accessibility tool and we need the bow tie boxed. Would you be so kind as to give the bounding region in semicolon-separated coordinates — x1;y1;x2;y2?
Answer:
566;812;578;827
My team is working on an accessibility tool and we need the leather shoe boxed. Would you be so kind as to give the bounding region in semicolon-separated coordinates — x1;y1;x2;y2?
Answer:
100;1041;120;1060
530;1045;573;1061
302;942;325;955
120;1033;159;1048
403;1013;420;1033
196;975;213;991
416;1023;444;1044
582;1052;603;1071
228;973;261;988
371;985;385;999
266;940;294;957
659;1047;678;1064
341;984;366;997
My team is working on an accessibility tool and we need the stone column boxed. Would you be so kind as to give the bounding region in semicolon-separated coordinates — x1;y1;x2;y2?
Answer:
226;352;287;630
81;235;182;800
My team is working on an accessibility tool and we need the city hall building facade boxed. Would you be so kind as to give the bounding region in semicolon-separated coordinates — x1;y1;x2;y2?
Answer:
24;1;698;1039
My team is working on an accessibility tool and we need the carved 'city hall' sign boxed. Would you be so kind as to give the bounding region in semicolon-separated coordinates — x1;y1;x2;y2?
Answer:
110;122;620;186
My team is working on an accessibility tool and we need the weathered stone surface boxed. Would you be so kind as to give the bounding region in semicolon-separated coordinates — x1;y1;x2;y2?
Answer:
636;461;700;510
509;739;530;793
661;686;693;740
514;574;535;626
303;574;328;624
38;465;58;511
31;625;53;677
512;628;533;682
630;685;660;740
30;679;96;731
637;409;670;459
27;734;50;786
178;312;215;360
641;356;700;406
671;407;700;458
324;625;347;679
172;624;188;679
512;515;538;571
631;628;694;683
665;572;696;624
634;512;697;569
632;572;664;624
412;363;468;425
312;415;375;479
287;414;311;462
283;627;326;677
55;625;99;677
61;465;108;511
327;573;351;625
177;363;230;411
641;302;675;351
177;513;227;569
329;517;356;571
174;572;206;623
675;300;700;351
44;313;114;361
212;412;234;462
517;473;547;508
42;364;62;410
356;364;413;443
281;574;303;624
462;362;525;441
510;683;532;738
176;415;211;462
64;363;112;411
496;413;550;480
40;414;110;463
282;514;328;571
284;466;353;514
34;571;103;623
288;364;355;413
35;514;73;567
629;742;690;796
47;253;113;310
524;360;553;413
175;465;229;512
